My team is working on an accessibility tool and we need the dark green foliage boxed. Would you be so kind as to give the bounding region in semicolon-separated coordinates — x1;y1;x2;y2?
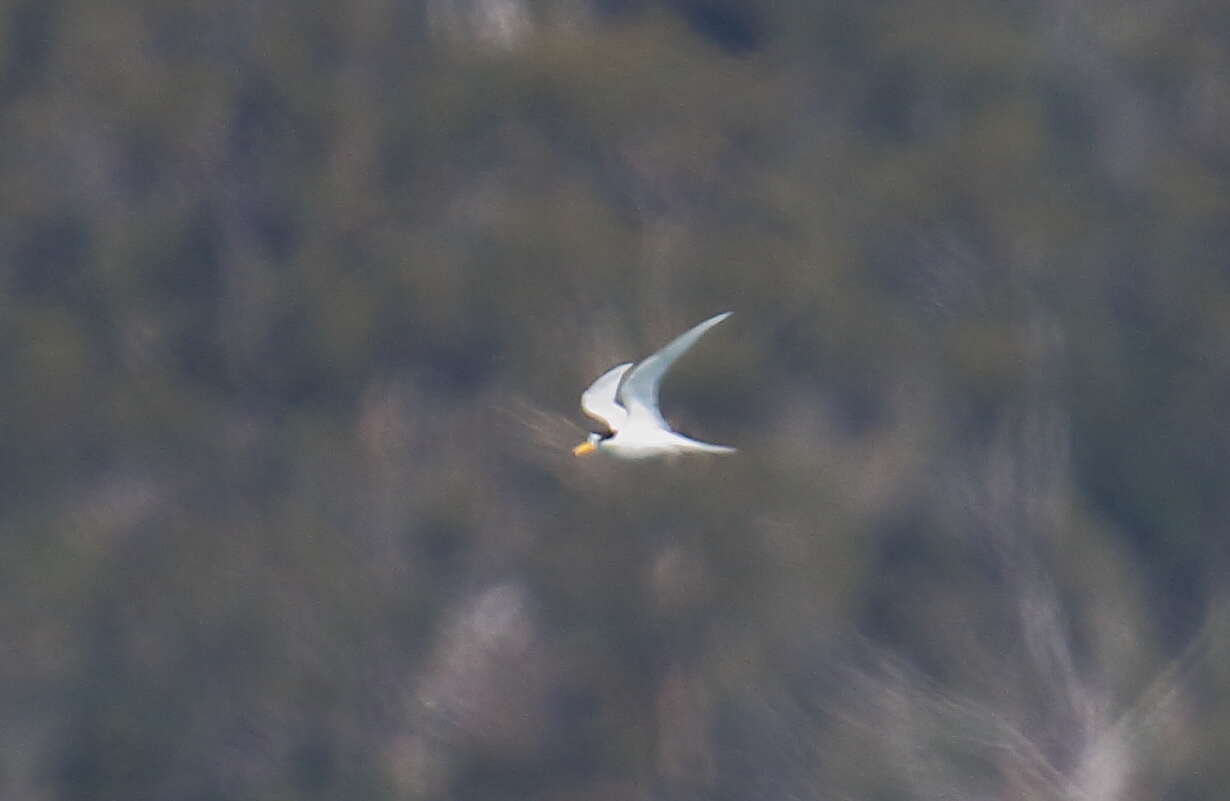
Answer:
4;1;1229;799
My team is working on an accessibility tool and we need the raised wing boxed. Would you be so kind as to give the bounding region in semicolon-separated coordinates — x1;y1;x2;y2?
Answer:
580;362;633;432
617;312;731;428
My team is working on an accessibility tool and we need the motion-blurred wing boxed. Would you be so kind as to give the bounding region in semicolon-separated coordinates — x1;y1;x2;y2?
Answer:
617;312;732;427
580;362;633;432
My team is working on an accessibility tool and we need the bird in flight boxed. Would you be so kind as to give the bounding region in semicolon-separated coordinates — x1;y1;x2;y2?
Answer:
573;312;736;460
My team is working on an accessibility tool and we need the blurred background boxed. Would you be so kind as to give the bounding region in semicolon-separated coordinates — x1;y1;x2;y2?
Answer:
3;1;1230;799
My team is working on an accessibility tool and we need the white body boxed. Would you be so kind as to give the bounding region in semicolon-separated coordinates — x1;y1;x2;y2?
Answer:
575;312;736;460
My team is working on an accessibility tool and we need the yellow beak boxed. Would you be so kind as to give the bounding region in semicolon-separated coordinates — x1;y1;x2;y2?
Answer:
573;440;597;456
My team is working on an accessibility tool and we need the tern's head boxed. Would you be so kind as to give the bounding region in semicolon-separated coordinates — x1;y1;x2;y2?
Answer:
572;431;610;457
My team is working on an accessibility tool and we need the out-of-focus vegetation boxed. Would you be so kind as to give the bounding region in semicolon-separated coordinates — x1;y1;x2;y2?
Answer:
3;0;1229;798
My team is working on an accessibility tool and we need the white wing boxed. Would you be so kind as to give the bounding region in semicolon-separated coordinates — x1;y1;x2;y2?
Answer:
580;362;633;432
616;312;732;428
